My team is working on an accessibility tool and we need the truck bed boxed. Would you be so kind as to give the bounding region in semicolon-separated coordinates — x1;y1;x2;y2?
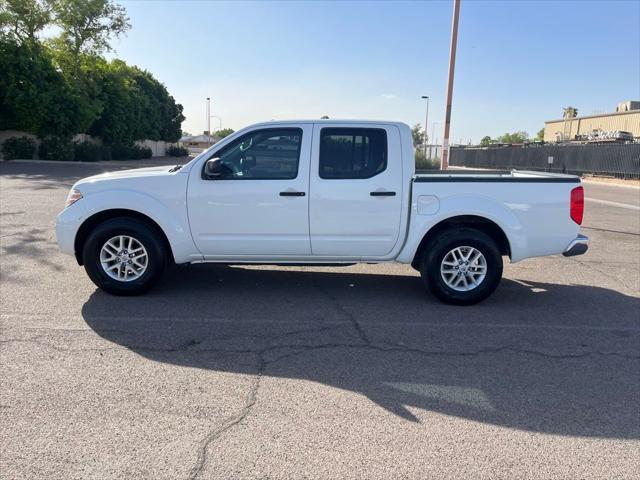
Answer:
402;169;583;264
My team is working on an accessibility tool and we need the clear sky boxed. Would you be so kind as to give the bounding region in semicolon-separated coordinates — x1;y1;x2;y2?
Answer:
110;0;640;143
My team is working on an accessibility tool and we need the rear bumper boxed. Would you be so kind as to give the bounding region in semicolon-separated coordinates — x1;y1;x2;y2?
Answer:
562;234;589;257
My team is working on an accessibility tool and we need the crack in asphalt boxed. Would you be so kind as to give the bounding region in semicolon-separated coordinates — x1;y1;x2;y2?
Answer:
3;336;638;360
3;275;639;479
181;324;640;479
188;352;265;480
2;333;639;362
312;280;371;344
2;323;640;480
4;293;640;480
566;256;636;292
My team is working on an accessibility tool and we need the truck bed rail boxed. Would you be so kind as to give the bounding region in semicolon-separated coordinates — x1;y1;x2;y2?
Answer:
414;169;580;183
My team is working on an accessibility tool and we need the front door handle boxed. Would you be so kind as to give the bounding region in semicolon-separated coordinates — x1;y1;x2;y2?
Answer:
370;191;396;197
280;191;306;197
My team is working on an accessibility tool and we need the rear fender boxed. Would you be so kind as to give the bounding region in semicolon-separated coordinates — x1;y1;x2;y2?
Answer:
397;194;527;263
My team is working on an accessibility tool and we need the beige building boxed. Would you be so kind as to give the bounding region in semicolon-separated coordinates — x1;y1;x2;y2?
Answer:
178;133;221;154
544;101;640;143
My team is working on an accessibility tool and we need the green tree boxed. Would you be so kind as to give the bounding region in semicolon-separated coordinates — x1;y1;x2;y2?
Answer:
535;128;545;141
86;59;134;144
480;135;492;146
50;49;105;134
0;39;87;137
51;0;130;58
0;0;183;144
563;106;578;119
88;60;184;145
0;0;52;43
411;123;425;149
40;0;132;134
496;131;529;144
214;128;235;138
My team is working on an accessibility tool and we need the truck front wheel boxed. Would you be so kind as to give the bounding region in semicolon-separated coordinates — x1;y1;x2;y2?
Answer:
420;228;503;305
82;217;167;295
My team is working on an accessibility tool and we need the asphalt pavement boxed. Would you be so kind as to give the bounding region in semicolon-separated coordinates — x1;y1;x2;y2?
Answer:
1;160;639;479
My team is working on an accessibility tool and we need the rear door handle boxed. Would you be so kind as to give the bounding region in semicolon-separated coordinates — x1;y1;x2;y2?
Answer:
280;191;306;197
370;191;396;197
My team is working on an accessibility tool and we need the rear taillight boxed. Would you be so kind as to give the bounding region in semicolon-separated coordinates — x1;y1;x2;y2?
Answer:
570;186;584;225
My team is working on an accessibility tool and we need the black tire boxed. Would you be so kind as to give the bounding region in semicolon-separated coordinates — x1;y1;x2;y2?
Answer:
420;227;503;305
82;217;167;295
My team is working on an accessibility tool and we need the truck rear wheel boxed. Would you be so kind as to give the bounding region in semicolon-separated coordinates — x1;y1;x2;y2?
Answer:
82;217;167;295
420;227;503;305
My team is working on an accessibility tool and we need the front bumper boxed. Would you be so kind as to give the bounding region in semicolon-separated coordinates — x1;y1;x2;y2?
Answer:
56;203;86;257
562;234;589;257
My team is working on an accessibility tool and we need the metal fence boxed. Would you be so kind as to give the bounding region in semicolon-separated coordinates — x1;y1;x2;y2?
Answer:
450;143;640;179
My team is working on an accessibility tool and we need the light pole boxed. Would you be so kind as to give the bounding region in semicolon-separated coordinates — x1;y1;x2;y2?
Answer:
206;97;211;147
421;95;429;155
441;0;461;170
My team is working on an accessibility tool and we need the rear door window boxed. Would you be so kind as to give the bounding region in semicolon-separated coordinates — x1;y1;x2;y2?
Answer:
319;128;387;179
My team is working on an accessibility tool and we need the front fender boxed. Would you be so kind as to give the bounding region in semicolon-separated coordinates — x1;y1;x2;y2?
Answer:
397;194;528;264
73;189;201;264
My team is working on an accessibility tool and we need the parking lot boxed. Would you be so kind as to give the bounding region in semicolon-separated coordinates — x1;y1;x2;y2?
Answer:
1;160;638;479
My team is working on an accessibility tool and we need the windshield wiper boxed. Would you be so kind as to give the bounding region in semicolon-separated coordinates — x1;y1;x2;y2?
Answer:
168;164;183;172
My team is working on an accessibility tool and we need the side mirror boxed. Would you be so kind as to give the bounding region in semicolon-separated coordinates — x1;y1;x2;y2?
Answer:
203;158;223;179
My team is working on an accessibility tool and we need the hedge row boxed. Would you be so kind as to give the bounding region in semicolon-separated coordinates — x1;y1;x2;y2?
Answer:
1;136;36;160
166;145;189;157
415;149;440;170
1;136;154;161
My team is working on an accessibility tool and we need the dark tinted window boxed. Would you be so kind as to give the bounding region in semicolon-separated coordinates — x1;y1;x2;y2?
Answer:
210;128;302;180
319;128;387;179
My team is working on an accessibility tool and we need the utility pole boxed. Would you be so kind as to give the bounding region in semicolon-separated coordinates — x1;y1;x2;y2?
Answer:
421;95;429;155
441;0;461;170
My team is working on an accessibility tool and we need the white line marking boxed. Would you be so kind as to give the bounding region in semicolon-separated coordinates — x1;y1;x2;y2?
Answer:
586;198;640;211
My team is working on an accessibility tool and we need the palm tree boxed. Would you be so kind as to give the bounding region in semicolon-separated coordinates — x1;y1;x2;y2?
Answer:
561;106;579;142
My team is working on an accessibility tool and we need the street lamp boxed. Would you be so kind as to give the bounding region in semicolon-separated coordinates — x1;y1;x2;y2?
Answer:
421;95;429;155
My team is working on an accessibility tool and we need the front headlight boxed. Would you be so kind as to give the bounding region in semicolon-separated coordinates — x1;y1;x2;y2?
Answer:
65;188;83;208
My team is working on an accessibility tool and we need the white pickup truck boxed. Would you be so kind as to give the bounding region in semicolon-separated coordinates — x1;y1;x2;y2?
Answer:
56;120;588;305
